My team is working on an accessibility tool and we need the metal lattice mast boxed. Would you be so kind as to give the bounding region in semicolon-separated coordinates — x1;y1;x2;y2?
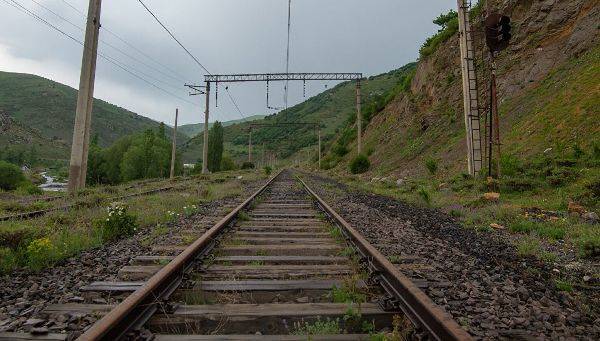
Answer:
457;0;483;175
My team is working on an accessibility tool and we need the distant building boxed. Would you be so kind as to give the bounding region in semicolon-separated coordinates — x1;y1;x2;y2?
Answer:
183;164;195;169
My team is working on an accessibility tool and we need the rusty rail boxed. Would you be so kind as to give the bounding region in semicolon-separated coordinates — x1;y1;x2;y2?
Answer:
78;170;283;340
297;177;473;341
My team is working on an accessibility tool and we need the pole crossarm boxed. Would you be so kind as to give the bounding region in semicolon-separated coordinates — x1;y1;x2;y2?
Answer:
205;73;362;83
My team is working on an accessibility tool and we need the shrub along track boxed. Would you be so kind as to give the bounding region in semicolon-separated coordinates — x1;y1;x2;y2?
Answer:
0;170;472;340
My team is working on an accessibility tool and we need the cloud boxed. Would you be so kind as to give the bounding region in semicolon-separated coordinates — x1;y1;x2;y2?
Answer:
0;0;454;125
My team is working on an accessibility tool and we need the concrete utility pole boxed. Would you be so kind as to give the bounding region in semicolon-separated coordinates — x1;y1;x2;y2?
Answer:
170;109;178;179
202;82;210;174
356;81;362;155
68;0;102;194
262;142;265;168
248;129;253;163
457;0;483;176
318;129;321;169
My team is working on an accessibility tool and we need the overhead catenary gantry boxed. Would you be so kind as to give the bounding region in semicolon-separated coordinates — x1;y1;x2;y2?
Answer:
194;72;363;174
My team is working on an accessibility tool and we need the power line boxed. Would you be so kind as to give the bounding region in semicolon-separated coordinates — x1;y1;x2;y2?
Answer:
3;0;198;107
136;0;211;75
284;0;292;110
224;86;246;121
59;0;192;84
30;0;184;92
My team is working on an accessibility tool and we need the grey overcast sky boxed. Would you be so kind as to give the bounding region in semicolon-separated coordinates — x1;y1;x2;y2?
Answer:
0;1;455;125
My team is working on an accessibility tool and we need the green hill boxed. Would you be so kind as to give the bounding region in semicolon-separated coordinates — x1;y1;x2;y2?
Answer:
179;115;266;138
324;0;599;176
181;65;416;163
0;71;188;151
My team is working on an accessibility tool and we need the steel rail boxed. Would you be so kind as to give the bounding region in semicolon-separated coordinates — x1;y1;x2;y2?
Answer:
78;170;283;340
298;177;473;341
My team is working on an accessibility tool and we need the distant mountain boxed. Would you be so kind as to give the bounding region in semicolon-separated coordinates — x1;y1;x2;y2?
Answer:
0;71;188;150
178;115;266;138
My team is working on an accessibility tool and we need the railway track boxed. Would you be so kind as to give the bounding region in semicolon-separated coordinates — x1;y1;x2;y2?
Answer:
0;170;472;340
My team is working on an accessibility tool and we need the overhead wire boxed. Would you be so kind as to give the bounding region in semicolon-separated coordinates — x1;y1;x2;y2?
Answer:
284;0;292;110
29;0;184;92
136;0;211;75
59;0;192;84
2;0;198;107
224;86;246;121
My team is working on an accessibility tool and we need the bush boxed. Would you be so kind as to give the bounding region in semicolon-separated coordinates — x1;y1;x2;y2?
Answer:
264;166;273;176
94;202;138;241
417;186;431;205
0;161;26;191
500;154;523;177
425;158;438;175
349;154;370;174
26;237;58;270
220;155;237;171
16;182;43;195
241;162;255;170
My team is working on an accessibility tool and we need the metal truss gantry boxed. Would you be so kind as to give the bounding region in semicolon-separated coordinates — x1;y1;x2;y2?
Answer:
191;72;363;173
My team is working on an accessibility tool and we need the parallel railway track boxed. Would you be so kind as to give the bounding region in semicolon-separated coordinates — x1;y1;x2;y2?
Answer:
0;170;472;340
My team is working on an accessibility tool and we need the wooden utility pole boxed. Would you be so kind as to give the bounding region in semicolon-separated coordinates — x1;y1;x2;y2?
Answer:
202;82;210;174
170;109;179;179
68;0;102;194
356;81;362;155
490;58;501;177
457;0;483;176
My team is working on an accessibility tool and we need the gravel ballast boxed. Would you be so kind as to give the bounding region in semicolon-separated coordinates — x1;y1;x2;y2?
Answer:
300;171;599;339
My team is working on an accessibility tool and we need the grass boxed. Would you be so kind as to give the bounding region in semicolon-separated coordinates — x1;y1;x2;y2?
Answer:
0;171;259;274
555;279;574;292
291;318;341;336
331;275;367;304
333;143;600;262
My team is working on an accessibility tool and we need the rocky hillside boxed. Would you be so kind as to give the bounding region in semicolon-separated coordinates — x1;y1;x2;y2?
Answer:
0;111;68;162
0;71;187;150
327;0;599;177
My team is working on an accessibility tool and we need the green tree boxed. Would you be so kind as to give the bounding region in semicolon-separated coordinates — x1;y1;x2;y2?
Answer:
87;137;106;185
433;10;458;31
158;122;166;140
207;121;224;172
0;161;26;190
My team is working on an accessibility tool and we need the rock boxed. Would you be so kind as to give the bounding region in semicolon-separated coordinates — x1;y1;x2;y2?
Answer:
490;223;505;230
23;318;45;328
568;202;586;216
483;192;500;202
582;212;599;224
236;176;243;180
396;179;404;187
30;327;49;335
583;275;591;282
